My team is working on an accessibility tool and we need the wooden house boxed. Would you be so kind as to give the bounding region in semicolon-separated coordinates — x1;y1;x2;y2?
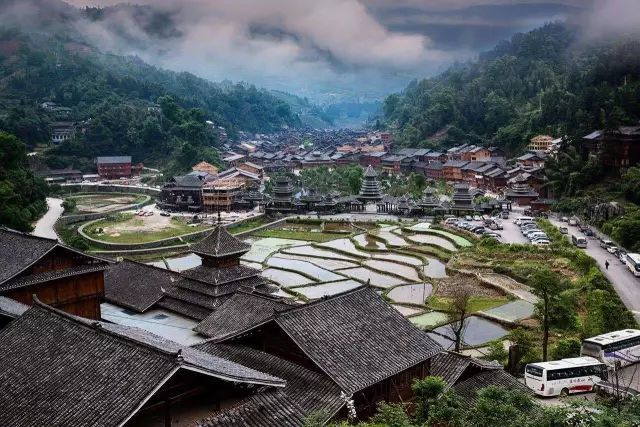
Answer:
204;287;442;420
0;301;285;426
0;228;108;319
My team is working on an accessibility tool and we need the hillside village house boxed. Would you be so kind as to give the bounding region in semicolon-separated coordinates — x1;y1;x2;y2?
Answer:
583;126;640;168
192;161;220;176
96;156;143;179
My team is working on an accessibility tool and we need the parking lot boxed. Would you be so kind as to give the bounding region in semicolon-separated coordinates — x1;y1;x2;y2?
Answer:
446;212;542;245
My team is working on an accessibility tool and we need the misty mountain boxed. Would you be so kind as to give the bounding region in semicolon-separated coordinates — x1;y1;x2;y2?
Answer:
384;22;640;155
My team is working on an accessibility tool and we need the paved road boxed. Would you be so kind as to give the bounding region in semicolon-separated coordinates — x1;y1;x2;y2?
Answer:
547;215;640;323
32;197;64;241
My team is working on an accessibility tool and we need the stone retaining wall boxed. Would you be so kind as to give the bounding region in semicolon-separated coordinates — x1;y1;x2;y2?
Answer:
58;194;153;225
62;183;160;196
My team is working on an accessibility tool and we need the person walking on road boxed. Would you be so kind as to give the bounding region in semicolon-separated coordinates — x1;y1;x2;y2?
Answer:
605;260;610;270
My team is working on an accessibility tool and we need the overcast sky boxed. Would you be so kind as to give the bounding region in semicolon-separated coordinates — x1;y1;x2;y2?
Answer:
40;1;639;101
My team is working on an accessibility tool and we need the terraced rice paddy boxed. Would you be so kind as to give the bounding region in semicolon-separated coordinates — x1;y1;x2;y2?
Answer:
404;233;456;251
410;311;449;328
482;300;535;322
409;222;431;231
387;283;432;305
338;267;406;288
425;229;472;247
392;305;424;316
282;245;356;260
375;228;410;247
148;253;201;271
363;259;421;282
318;238;371;258
273;253;358;270
261;268;315;287
241;237;304;263
293;280;362;299
372;252;423;266
352;233;386;250
431;316;509;348
422;257;447;278
267;257;344;282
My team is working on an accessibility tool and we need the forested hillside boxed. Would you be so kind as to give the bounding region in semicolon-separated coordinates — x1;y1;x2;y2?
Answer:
0;132;47;232
0;30;301;171
384;23;640;155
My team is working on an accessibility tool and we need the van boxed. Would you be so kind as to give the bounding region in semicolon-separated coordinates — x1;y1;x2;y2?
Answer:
572;235;587;248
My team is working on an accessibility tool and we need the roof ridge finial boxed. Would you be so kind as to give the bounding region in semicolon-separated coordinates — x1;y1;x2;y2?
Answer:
176;348;184;363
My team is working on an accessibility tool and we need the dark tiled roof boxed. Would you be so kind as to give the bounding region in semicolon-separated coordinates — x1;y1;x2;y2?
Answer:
452;369;531;408
0;228;57;284
104;260;177;313
0;296;28;318
242;287;442;393
196;344;344;419
195;292;294;339
431;351;502;390
181;264;262;286
363;165;378;177
0;264;107;292
199;390;306;427
157;296;214;320
190;226;251;258
96;156;131;164
0;303;283;427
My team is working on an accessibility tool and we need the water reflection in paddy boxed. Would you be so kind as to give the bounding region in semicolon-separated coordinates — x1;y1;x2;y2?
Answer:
431;316;509;348
261;268;315;287
319;238;371;258
273;253;358;270
387;283;432;305
404;234;456;251
352;233;386;250
372;253;423;266
422;257;447;278
241;237;304;263
339;267;406;288
293;280;362;299
268;257;344;282
148;253;201;271
375;230;409;247
282;245;356;261
363;259;421;282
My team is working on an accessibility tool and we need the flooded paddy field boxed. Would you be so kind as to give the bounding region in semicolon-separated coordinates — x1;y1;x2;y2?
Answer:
352;233;387;250
363;259;421;282
282;245;356;261
318;238;371;258
261;268;316;287
387;283;433;305
267;257;344;282
292;280;362;299
403;233;456;251
338;267;407;288
429;316;509;349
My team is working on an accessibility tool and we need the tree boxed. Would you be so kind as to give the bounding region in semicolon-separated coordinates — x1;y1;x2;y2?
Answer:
411;376;446;424
529;267;572;361
447;285;474;352
550;338;581;360
467;386;537;427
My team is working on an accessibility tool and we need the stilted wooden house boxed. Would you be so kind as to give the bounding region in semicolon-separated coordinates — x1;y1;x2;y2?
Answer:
0;227;109;319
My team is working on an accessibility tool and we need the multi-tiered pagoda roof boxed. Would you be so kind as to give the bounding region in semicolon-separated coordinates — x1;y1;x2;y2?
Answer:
358;165;383;202
451;183;475;211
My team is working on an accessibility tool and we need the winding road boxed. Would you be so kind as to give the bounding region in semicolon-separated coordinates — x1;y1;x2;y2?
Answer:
32;197;64;241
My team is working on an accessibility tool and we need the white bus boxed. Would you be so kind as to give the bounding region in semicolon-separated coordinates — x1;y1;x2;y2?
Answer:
571;234;587;248
524;357;607;397
581;329;640;367
625;253;640;277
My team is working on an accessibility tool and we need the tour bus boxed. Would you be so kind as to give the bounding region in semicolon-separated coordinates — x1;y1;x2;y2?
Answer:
571;234;587;248
581;329;640;367
524;357;607;397
625;253;640;277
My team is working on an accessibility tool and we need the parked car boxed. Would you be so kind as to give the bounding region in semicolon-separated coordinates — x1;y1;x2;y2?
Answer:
465;215;473;221
444;218;458;225
473;215;482;221
559;226;568;234
607;245;618;254
619;250;628;263
561;216;569;222
532;240;550;246
160;212;170;217
501;211;510;219
600;240;614;249
583;228;594;236
568;218;578;226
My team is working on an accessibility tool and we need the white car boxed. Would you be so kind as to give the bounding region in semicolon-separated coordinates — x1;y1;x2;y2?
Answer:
532;240;550;246
473;215;482;221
